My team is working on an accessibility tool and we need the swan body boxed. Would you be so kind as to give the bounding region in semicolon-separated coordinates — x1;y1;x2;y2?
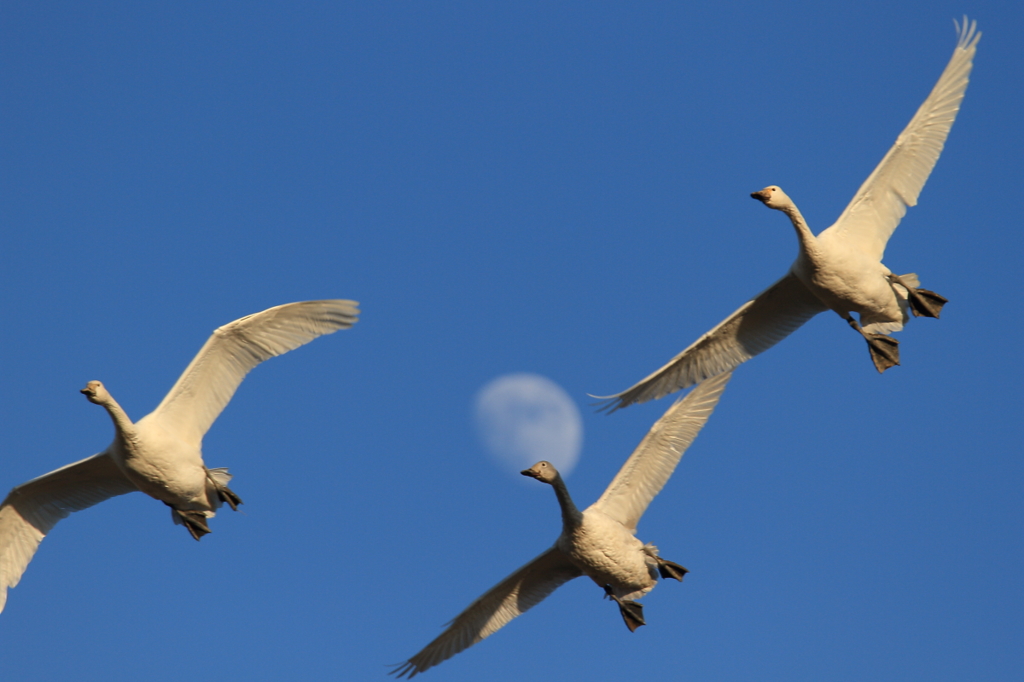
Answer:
555;506;660;602
393;371;731;677
599;18;978;411
0;299;359;614
81;382;206;509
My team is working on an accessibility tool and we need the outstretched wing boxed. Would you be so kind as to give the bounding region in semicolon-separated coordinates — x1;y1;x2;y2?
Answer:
596;273;825;412
821;18;979;261
591;371;731;532
0;453;138;613
392;547;582;678
151;299;359;447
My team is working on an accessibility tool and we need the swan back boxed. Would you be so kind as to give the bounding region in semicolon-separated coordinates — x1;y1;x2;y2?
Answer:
592;370;731;532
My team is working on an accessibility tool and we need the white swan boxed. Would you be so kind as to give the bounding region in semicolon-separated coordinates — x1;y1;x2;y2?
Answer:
393;371;731;678
598;18;979;412
0;299;359;614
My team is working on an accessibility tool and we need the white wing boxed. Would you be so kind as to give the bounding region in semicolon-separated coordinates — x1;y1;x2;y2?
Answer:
0;453;138;613
393;547;582;678
592;371;731;532
821;18;980;260
150;299;359;447
597;273;825;412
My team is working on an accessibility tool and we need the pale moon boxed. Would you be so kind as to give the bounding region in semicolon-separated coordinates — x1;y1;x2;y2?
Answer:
474;373;583;477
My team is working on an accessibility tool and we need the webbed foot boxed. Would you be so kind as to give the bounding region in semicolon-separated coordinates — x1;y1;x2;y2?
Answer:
656;558;689;582
888;274;948;319
174;509;212;541
616;600;646;632
603;585;646;632
206;469;244;511
847;317;900;373
865;333;900;373
216;486;243;512
906;287;948;318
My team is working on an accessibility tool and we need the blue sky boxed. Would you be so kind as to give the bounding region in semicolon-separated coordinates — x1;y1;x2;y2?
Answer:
1;2;1020;680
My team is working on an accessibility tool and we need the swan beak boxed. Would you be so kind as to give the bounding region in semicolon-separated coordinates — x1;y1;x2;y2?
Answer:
521;468;540;479
80;387;93;397
750;190;770;203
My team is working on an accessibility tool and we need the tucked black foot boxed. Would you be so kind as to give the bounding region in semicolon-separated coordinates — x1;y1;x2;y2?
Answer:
888;274;948;319
603;585;646;632
906;287;948;318
216;485;244;512
175;509;211;541
617;600;646;632
866;333;901;373
657;558;689;582
848;316;900;373
206;470;244;511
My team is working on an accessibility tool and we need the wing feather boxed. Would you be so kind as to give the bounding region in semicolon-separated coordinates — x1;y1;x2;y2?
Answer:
0;454;137;613
591;371;731;532
822;18;979;260
151;300;359;446
392;547;581;678
597;273;824;411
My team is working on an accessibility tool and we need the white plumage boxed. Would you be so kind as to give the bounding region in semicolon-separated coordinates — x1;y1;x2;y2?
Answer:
393;371;731;678
0;299;359;614
600;18;979;411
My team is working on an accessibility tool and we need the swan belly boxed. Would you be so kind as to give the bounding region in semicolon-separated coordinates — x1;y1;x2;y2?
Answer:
794;248;901;328
561;510;657;599
112;421;211;509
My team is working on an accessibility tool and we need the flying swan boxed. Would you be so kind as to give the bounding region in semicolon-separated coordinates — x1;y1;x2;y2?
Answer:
598;18;979;412
393;371;731;677
0;299;359;614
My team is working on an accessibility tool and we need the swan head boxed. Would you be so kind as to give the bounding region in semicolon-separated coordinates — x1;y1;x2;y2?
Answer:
750;185;792;210
521;461;559;484
80;380;110;405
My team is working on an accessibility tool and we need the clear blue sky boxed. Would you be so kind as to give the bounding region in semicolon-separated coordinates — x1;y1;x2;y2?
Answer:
1;2;1020;680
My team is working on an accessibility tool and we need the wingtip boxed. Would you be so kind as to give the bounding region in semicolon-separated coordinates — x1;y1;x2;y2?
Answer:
588;393;625;414
953;16;980;51
388;661;415;679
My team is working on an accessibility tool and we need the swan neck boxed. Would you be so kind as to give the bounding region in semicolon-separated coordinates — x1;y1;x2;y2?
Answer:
550;473;584;530
783;203;817;253
101;397;136;439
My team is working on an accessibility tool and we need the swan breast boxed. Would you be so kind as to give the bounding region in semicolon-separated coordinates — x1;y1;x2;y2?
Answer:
559;508;657;596
114;416;209;506
793;241;897;318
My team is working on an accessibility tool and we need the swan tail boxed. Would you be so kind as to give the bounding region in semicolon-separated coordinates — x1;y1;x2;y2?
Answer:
206;467;233;486
896;272;920;289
